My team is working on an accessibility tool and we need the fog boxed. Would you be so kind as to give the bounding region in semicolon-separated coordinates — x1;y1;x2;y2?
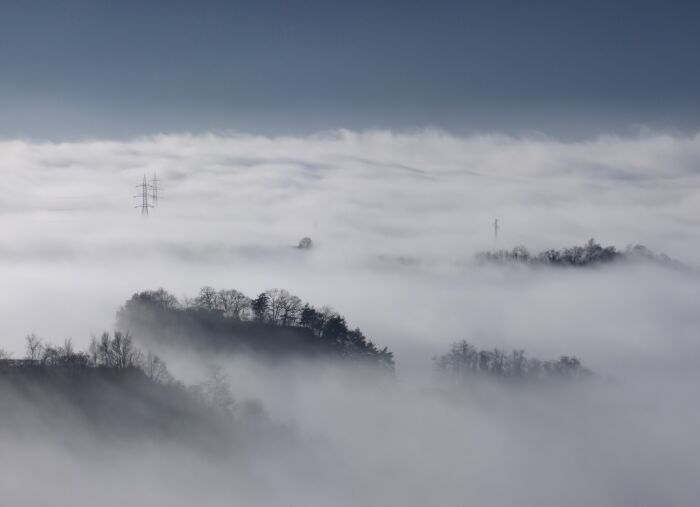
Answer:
1;130;700;505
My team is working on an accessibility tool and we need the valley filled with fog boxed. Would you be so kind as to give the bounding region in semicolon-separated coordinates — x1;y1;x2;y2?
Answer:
1;130;699;506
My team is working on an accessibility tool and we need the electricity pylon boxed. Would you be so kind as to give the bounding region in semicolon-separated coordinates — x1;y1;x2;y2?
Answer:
151;172;160;206
134;175;153;216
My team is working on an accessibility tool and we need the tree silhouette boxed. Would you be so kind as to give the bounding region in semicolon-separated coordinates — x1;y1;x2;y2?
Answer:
436;339;590;383
477;239;623;267
25;333;44;360
195;286;218;311
322;314;348;343
217;289;251;320
251;292;270;322
143;351;172;384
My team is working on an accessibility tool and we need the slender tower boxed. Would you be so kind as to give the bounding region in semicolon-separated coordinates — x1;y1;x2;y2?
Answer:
151;172;160;206
494;218;499;241
135;175;153;216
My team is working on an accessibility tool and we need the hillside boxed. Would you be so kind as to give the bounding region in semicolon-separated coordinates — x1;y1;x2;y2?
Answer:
117;288;395;371
0;336;280;452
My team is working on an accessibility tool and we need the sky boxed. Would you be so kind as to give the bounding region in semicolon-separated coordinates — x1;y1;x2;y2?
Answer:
1;0;699;139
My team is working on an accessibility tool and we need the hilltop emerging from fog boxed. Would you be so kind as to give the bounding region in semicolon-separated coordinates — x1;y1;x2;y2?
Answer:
435;340;591;385
476;239;688;270
117;288;395;371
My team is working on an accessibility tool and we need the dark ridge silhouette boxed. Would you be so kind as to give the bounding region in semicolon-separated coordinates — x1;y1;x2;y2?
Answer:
435;340;591;385
476;238;689;270
116;287;395;371
0;334;281;452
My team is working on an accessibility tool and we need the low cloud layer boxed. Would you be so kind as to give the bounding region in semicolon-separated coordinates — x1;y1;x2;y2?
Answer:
1;130;699;505
1;130;699;358
2;130;699;258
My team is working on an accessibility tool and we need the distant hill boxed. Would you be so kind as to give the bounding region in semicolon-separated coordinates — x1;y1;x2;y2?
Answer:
117;288;394;371
476;239;689;270
435;340;591;385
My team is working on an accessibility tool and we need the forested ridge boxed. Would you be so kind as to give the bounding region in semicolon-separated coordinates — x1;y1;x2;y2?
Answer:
477;239;687;269
117;287;395;371
0;333;277;449
0;288;594;442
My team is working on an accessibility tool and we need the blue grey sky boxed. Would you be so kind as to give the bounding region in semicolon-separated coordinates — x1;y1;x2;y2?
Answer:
1;0;698;139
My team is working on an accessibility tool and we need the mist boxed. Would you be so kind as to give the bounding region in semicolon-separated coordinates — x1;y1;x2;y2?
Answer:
1;130;700;506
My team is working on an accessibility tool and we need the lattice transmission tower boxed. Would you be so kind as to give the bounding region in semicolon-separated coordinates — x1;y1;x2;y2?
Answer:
151;172;161;206
134;175;154;216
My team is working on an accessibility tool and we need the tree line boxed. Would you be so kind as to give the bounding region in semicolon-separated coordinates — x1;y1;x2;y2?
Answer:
2;332;255;417
435;339;591;383
476;238;683;268
4;332;173;384
2;331;592;396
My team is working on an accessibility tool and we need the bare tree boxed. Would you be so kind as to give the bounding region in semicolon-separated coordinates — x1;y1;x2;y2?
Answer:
181;294;196;309
124;288;181;309
60;338;75;359
149;288;180;308
265;289;303;325
264;289;285;324
25;333;44;360
0;348;11;360
88;336;100;365
216;289;251;320
98;332;113;366
110;331;141;368
280;293;303;326
201;364;235;413
194;286;218;311
143;351;172;383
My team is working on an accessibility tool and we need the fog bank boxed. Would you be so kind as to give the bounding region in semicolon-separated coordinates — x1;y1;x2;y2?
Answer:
1;130;699;505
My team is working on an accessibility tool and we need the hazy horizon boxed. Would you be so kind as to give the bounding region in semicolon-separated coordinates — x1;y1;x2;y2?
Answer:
2;1;700;139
